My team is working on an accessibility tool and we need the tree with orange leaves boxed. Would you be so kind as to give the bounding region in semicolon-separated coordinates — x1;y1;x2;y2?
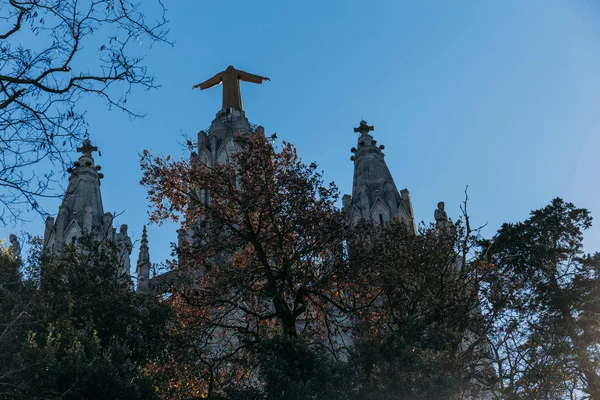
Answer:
141;132;497;399
141;132;364;398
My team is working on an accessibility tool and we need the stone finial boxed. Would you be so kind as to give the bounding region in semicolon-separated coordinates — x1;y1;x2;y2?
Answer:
76;139;98;157
354;120;374;137
136;225;151;293
73;139;102;176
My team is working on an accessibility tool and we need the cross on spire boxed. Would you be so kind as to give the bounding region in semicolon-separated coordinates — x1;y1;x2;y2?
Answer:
76;139;98;157
354;120;374;136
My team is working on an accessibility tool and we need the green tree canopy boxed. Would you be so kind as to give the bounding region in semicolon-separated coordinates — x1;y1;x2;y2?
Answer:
0;236;170;400
480;198;600;399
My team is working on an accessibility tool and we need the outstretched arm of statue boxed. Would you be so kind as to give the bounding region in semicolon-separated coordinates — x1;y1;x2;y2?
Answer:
237;69;270;84
193;72;223;90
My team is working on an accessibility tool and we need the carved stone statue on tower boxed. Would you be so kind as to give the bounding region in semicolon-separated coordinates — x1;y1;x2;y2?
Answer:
115;224;132;276
193;65;270;110
9;234;20;258
435;201;452;231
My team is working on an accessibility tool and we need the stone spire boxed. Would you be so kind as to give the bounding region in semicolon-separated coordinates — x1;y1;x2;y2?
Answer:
136;225;151;293
43;139;115;251
342;120;415;231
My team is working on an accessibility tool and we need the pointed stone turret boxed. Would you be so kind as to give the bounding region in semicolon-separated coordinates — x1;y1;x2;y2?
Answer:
43;139;115;251
136;225;151;293
195;108;257;173
342;120;415;231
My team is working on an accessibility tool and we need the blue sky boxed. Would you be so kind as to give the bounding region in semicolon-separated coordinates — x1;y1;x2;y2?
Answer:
3;0;600;270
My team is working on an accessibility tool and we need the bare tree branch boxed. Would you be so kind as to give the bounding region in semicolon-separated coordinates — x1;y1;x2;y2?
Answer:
0;0;171;225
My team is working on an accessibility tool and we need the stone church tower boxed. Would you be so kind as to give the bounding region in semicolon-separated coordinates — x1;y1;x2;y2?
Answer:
176;65;269;248
43;139;134;278
152;66;269;289
176;107;264;247
342;120;415;231
43;140;114;251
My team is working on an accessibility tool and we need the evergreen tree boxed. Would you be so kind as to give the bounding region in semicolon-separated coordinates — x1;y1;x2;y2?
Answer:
0;238;39;399
0;236;170;400
345;219;491;400
480;198;600;399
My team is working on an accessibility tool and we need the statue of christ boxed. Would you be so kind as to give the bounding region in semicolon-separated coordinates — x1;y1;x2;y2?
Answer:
193;65;270;110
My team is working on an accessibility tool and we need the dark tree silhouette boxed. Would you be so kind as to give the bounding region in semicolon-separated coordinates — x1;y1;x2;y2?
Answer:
480;198;600;399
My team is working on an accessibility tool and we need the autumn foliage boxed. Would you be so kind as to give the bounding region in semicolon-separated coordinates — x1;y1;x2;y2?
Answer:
141;133;359;396
139;132;492;399
6;128;596;399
